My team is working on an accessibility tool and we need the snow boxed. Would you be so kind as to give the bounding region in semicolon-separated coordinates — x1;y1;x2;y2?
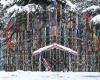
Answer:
0;0;15;8
7;4;36;14
23;4;37;13
33;43;55;55
44;0;77;12
87;0;92;1
82;5;100;13
6;5;23;18
33;43;77;55
91;14;100;24
6;3;37;17
54;43;77;54
1;0;77;14
0;71;100;80
65;0;77;12
6;4;23;13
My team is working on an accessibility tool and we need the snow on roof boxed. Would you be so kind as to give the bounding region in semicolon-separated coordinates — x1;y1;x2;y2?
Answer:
33;43;77;55
6;5;23;18
6;4;23;14
6;4;37;17
91;14;100;24
65;0;77;12
0;0;14;8
82;5;100;13
33;44;54;55
23;4;37;13
47;0;77;12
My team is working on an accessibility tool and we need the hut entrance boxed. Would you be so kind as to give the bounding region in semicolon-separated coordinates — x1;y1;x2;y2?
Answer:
32;43;78;71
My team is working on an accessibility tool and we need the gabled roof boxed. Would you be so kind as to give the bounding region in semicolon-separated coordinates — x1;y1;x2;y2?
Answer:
33;43;77;56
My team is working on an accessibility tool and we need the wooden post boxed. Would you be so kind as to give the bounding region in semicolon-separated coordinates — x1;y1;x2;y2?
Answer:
39;54;41;71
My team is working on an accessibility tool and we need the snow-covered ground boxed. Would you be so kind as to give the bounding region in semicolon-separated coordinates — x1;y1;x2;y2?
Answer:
0;70;99;80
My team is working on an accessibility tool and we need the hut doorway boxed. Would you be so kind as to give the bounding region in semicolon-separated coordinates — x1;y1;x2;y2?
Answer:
32;43;78;71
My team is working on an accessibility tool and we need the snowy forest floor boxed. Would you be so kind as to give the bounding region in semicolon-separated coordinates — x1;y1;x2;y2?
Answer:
0;71;100;80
